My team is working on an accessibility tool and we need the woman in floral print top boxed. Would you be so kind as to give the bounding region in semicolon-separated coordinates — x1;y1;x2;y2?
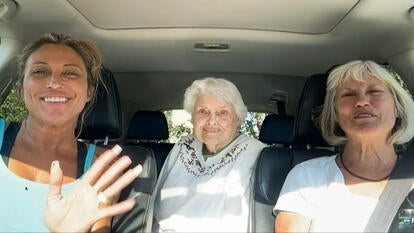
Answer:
152;77;266;232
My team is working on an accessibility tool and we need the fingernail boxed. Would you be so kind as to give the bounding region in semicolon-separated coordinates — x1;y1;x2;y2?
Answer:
133;164;143;177
51;160;60;169
111;144;122;154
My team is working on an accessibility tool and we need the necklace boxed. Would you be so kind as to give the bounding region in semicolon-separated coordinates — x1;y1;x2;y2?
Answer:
339;153;398;182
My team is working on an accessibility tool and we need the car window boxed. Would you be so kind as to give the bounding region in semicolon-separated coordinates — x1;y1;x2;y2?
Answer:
164;109;192;143
0;85;27;122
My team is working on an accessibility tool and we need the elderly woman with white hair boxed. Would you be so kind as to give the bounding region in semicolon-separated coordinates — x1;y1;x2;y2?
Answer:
152;77;265;232
274;60;414;232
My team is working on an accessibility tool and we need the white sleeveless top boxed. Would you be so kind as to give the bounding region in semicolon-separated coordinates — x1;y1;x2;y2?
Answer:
0;119;96;232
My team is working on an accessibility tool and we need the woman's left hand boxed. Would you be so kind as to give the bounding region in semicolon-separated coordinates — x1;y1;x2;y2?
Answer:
43;145;142;233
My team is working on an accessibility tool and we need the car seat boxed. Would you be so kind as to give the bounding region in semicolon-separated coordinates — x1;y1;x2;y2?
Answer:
79;68;122;144
250;73;335;233
259;114;294;146
252;114;295;232
79;68;157;233
125;111;174;175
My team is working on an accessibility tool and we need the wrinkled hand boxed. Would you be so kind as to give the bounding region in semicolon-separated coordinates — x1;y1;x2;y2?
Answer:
43;145;142;233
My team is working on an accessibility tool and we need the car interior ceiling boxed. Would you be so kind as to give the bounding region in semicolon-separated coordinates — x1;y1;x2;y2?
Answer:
1;1;414;232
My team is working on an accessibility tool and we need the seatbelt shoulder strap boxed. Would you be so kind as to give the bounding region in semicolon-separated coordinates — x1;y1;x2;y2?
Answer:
364;141;414;232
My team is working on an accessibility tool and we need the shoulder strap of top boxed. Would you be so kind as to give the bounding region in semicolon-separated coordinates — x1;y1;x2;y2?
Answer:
0;119;5;150
75;142;96;177
84;143;96;173
1;121;21;165
76;141;87;178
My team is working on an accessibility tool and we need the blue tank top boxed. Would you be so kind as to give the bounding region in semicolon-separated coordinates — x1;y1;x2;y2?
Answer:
0;119;96;232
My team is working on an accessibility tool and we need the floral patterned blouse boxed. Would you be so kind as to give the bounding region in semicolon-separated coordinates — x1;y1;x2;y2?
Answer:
153;134;265;232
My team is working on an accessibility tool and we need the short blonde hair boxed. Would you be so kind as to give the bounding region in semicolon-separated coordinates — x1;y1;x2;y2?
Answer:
183;77;248;125
319;60;414;145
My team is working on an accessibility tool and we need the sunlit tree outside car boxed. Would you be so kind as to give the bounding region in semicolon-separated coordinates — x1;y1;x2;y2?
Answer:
0;87;27;121
241;112;266;139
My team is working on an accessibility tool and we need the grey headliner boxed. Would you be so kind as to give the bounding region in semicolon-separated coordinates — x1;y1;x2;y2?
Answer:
1;0;414;125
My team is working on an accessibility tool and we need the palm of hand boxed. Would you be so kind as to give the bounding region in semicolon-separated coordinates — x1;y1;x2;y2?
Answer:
44;179;101;233
43;146;141;233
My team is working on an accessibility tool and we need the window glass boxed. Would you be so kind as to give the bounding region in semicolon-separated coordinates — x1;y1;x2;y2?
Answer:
164;110;267;143
0;85;27;122
164;109;192;143
241;112;267;139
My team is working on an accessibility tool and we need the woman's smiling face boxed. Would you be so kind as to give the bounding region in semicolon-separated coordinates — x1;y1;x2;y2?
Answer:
192;94;240;153
335;75;397;141
23;44;91;126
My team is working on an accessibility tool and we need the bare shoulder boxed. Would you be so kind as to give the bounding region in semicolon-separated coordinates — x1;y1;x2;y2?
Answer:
275;211;311;233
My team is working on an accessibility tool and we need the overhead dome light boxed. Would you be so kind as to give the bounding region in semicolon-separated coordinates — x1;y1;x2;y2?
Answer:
194;43;230;52
0;0;17;20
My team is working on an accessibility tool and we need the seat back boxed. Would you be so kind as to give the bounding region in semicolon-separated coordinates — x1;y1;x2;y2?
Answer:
78;68;157;233
126;111;174;174
79;68;122;145
252;114;295;232
111;145;157;233
291;74;334;165
250;74;335;233
259;114;294;146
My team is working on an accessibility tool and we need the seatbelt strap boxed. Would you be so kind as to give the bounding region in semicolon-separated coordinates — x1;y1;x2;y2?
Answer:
364;141;414;232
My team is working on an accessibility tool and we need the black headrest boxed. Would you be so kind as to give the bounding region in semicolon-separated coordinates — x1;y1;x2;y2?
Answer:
79;68;122;140
259;114;294;145
127;111;169;141
293;74;329;146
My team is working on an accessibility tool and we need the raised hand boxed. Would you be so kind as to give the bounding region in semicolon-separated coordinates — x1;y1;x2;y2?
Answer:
43;145;142;233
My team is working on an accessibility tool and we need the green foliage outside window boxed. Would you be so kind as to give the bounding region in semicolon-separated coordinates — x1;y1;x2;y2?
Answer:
165;110;192;142
0;86;27;122
240;112;266;139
